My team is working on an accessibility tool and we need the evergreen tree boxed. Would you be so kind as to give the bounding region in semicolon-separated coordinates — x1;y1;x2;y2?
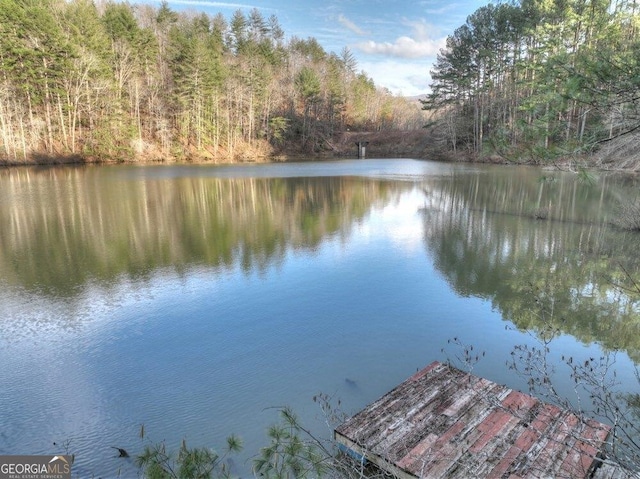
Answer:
0;0;425;164
427;0;640;164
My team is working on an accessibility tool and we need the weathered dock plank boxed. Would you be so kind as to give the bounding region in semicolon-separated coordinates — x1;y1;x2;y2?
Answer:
592;462;639;479
335;361;613;478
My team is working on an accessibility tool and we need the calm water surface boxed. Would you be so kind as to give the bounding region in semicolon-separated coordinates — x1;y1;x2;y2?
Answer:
1;159;639;477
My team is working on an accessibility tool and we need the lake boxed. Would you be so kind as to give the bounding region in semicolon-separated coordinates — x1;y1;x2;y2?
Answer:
0;159;639;477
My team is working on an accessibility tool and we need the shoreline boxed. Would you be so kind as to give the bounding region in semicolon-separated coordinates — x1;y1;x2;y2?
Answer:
2;153;639;175
1;128;638;174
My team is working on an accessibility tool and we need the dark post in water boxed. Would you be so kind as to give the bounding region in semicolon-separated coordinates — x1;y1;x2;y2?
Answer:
355;141;369;159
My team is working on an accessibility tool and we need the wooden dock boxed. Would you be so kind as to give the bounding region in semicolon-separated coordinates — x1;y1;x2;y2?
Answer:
334;361;617;478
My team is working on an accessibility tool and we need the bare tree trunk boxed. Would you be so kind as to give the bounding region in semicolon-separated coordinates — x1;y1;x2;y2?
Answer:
57;93;68;151
19;120;27;161
41;58;55;154
579;108;589;142
544;102;550;149
0;86;16;161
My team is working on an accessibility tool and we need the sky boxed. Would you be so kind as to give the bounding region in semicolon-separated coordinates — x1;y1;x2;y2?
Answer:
132;0;489;97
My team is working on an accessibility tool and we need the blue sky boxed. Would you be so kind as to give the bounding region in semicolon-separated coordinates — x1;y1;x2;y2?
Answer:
134;0;489;96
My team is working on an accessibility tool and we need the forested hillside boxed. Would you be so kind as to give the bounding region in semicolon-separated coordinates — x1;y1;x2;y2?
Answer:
425;0;640;169
0;0;426;164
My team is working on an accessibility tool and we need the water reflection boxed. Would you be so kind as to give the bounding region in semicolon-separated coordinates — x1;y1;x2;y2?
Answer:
0;167;406;298
1;165;638;358
421;168;640;360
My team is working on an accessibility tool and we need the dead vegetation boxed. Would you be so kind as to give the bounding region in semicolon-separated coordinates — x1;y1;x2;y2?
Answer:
595;132;640;172
612;201;640;231
329;130;436;159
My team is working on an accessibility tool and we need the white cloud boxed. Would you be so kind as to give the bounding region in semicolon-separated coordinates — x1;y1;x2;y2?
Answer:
354;19;445;59
359;59;433;96
356;36;444;58
337;14;367;35
403;18;444;41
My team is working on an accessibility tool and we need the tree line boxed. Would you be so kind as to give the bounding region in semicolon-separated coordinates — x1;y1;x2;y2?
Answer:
0;0;425;164
425;0;640;166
